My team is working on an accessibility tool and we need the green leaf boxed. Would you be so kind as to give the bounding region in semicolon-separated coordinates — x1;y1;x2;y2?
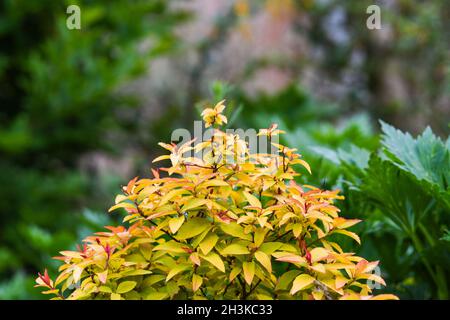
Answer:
120;269;152;277
142;275;166;287
176;218;211;240
259;242;283;255
362;155;438;232
380;121;450;208
166;264;191;282
381;122;449;187
98;286;112;293
145;292;169;300
182;198;208;211
116;281;137;294
275;270;301;291
153;240;187;253
310;144;370;178
441;230;450;242
220;222;252;241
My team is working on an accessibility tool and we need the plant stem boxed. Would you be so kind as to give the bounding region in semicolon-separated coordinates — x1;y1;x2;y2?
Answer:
418;223;448;299
243;279;262;299
409;231;447;298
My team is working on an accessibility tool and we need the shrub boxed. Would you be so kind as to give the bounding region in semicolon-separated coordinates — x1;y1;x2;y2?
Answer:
36;101;397;300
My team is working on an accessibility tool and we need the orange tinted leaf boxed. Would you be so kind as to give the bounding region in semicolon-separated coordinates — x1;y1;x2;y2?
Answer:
243;261;255;285
97;270;108;284
275;254;307;265
229;266;241;282
310;248;330;263
190;252;201;266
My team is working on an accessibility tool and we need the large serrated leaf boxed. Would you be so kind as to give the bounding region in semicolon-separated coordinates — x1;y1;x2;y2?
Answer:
380;121;450;208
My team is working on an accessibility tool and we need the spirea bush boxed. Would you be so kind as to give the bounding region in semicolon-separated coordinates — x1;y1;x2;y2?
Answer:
36;101;397;300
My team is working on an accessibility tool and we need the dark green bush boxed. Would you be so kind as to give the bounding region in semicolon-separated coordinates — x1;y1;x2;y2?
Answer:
0;0;186;299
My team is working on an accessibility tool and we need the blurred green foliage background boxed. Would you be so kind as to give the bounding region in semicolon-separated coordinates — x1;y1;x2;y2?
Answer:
0;0;449;299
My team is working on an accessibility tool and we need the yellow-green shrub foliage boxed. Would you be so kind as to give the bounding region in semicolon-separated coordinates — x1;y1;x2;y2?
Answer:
36;101;397;300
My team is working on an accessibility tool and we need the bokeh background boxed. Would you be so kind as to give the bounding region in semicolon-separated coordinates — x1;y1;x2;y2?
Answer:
0;0;449;299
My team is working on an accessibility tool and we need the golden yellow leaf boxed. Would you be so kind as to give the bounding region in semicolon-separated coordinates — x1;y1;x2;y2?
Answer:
200;180;230;188
310;263;326;274
370;294;399;300
312;290;324;300
152;155;171;163
168;215;185;234
229;266;241;282
253;228;267;247
220;223;252;241
290;274;315;295
198;233;219;255
159;189;187;206
166;265;190;282
243;191;262;208
201;252;225;272
111;293;121;300
292;223;302;238
221;243;250;255
357;273;386;286
192;274;203;292
333;217;361;229
73;265;84;283
255;251;272;273
333;229;361;244
108;202;136;213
